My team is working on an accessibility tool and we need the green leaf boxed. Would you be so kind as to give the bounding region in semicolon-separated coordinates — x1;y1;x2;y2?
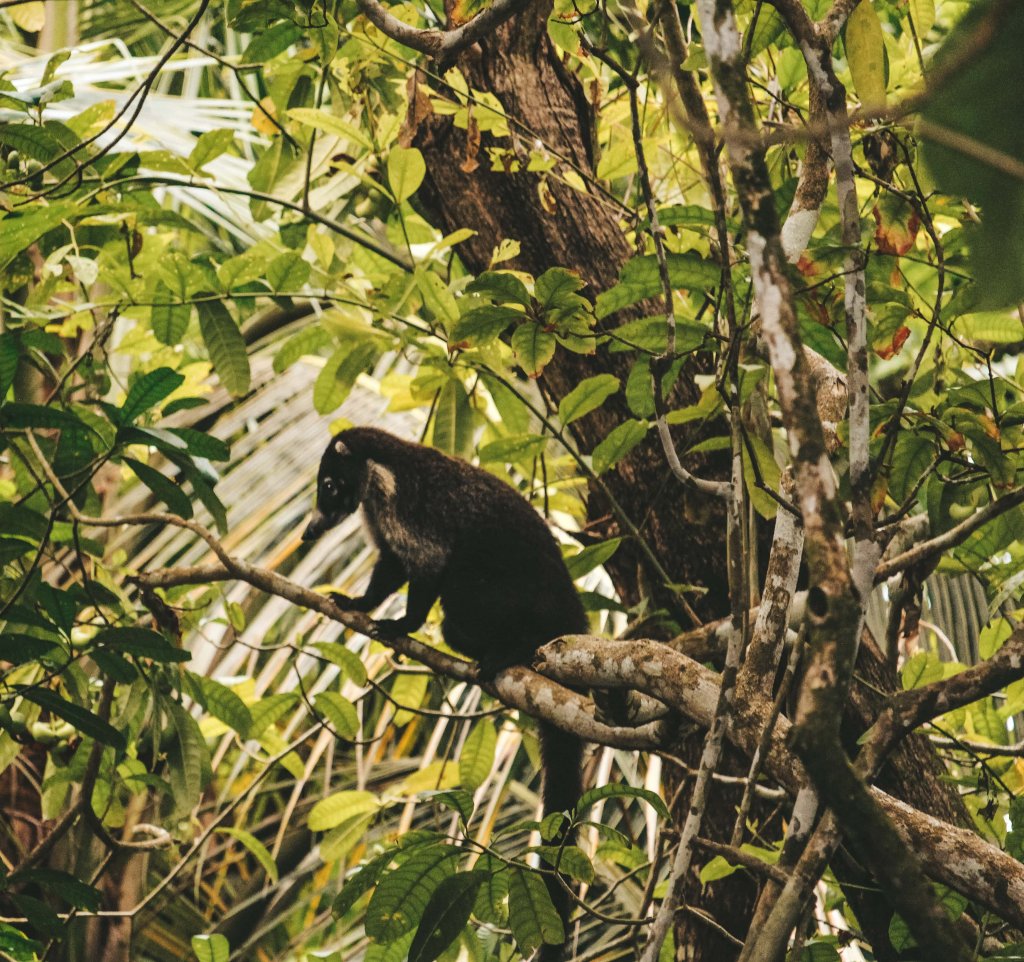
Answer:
168;700;207;811
450;305;522;347
391;672;430;727
266;251;310;291
466;271;531;306
535;267;585;310
0;923;41;961
388;146;426;203
309;790;380;831
287;108;373;149
408;872;487;962
248;139;298;220
908;0;935;36
888;432;934;505
433;789;475;823
216;827;278;883
240;21;302;63
800;943;841;962
0;333;20;397
322;812;376;863
151;285;190;345
592;419;649;475
188;674;253;734
459;720;496;791
365;845;460;942
189;129;236;170
19;687;125;751
313;342;376;414
430;379;473;459
94;626;189;663
595;253;720;319
0;203;74;272
311;641;368;685
699;855;739;884
197;299;250;396
333;849;396;918
576;783;670;819
507;867;564;954
18;870;100;911
565;537;622;579
273;324;331;373
0;402;95;435
120;367;185;424
124;457;193;518
844;0;887;107
477;433;547;464
247;692;299;737
191;934;230;962
558;374;620;425
537;844;594;884
415;268;459;332
168;428;230;461
218;249;272;289
314;691;360;739
511;324;556;378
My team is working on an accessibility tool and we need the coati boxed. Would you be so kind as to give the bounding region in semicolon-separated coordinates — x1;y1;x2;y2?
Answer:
302;426;586;960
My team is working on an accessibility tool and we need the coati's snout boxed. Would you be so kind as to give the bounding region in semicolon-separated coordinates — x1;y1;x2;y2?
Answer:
301;509;331;542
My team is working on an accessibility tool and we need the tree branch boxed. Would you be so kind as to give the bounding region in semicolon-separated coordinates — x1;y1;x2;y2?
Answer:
356;0;531;60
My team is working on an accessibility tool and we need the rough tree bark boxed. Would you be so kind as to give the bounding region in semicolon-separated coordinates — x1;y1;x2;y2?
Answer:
412;1;971;957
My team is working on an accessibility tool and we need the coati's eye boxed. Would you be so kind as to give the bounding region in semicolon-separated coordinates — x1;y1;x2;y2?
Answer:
324;478;336;494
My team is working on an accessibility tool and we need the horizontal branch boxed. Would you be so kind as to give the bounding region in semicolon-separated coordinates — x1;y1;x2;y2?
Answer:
356;0;529;60
534;635;1024;930
875;487;1024;582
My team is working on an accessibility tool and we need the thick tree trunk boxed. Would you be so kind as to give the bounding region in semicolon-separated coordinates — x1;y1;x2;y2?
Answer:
414;2;970;957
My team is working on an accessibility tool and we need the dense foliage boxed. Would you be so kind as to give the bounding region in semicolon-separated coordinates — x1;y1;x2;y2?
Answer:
2;0;1024;960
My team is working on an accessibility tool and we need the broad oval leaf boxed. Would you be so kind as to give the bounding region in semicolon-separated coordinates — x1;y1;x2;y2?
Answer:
388;146;426;203
591;419;650;475
408;871;488;962
507;867;564;954
191;934;229;962
308;789;380;831
558;374;620;425
313;691;360;739
365;845;460;942
511;323;556;378
845;0;887;107
151;284;190;345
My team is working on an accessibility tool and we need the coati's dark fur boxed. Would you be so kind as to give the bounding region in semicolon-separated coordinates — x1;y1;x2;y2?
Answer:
303;427;586;960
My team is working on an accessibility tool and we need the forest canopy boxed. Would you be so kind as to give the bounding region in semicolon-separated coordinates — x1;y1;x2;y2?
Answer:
2;1;1024;961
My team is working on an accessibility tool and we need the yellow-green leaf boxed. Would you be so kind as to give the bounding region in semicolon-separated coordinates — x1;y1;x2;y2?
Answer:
459;721;496;791
846;0;887;107
388;146;426;203
308;790;380;831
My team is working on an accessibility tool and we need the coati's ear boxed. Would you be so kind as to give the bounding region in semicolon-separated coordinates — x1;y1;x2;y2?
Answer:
334;439;349;456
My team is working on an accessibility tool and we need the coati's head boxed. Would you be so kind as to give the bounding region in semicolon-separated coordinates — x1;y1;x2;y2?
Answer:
302;436;365;542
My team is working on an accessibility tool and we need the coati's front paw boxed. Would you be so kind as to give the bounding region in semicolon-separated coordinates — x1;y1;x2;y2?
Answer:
331;592;372;613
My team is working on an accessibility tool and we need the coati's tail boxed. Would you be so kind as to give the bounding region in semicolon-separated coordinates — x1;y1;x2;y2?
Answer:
538;722;584;962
